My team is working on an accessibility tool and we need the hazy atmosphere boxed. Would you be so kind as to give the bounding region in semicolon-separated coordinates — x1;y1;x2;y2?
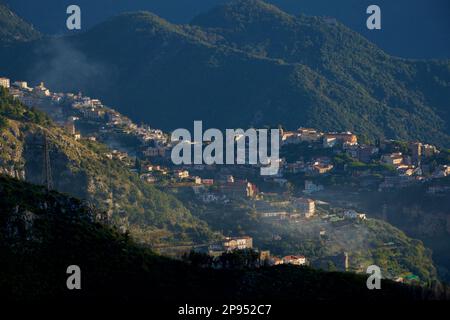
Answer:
0;0;449;315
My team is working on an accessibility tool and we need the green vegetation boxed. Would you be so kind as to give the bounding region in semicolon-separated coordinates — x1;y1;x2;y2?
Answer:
1;1;449;146
1;175;446;302
0;2;40;45
355;177;450;282
281;142;334;162
170;186;438;283
0;114;7;129
0;88;216;246
0;87;50;126
194;0;450;146
184;249;261;269
364;219;436;282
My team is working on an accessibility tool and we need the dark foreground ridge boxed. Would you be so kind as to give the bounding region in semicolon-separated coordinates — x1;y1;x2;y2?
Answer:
0;175;447;304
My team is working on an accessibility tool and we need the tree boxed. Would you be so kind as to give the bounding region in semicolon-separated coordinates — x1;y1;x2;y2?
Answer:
183;250;213;268
0;115;7;129
219;249;260;269
134;157;141;174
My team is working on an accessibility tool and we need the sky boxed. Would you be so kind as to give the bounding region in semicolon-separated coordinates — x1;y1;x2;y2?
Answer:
3;0;450;59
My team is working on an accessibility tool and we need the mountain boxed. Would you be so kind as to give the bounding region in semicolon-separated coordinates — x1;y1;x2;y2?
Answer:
0;87;441;283
0;0;449;147
190;0;450;143
0;87;215;245
0;2;40;45
1;174;446;303
3;0;450;59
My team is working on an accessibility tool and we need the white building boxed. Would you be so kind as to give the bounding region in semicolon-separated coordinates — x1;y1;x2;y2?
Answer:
323;136;337;148
13;81;28;89
258;211;288;219
0;77;10;88
294;198;315;218
297;128;323;142
282;255;307;265
343;210;367;220
174;170;189;179
381;153;403;166
34;82;50;97
223;236;253;251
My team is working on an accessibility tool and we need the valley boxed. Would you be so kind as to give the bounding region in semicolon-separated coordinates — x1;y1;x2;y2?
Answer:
0;0;449;305
0;1;449;146
1;78;447;285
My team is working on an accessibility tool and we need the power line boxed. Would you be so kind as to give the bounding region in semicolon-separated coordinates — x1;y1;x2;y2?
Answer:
43;132;53;191
27;132;54;191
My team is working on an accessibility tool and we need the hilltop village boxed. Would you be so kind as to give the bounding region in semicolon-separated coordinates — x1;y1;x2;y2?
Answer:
1;76;449;281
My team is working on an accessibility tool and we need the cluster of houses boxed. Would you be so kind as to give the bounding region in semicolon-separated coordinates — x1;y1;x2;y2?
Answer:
190;175;258;203
3;75;449;197
1;76;169;156
254;197;316;221
254;195;367;223
280;127;449;192
283;157;334;175
201;233;352;271
105;149;132;163
207;235;307;267
281;128;357;147
377;142;447;190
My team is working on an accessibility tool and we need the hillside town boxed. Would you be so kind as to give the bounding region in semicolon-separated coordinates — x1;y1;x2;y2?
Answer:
2;76;448;192
1;77;168;155
2;75;449;209
1;76;449;279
